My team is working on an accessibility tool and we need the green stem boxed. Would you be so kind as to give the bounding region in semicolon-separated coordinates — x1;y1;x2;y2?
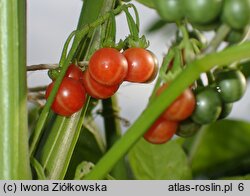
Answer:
0;0;32;179
102;96;128;179
103;97;122;148
179;23;189;42
38;99;90;179
204;24;231;54
34;0;125;180
84;41;250;180
151;48;175;96
34;0;105;180
72;0;105;61
206;71;215;84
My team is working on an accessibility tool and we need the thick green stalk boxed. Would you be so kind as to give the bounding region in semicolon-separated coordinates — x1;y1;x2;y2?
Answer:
34;0;104;179
71;0;104;61
84;42;250;179
0;0;31;179
34;0;123;180
103;97;123;148
37;111;84;179
102;96;128;179
76;0;104;29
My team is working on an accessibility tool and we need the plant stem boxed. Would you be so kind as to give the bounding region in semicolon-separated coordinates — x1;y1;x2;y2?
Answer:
33;0;127;180
204;24;231;54
103;97;122;148
102;96;128;179
28;86;47;92
151;48;175;96
0;0;32;179
27;61;89;71
27;64;58;71
33;0;105;180
84;41;250;179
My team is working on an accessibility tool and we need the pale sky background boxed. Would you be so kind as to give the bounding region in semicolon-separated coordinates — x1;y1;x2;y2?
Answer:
27;0;250;132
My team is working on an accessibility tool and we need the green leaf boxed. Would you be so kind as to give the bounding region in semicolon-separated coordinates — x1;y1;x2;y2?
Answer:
65;118;106;179
30;158;47;180
135;0;155;9
128;138;192;179
220;174;250;180
187;120;250;179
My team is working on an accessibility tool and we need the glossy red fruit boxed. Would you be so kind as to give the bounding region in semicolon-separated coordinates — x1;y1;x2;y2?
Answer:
65;64;83;81
45;78;86;116
144;117;178;144
156;83;196;121
88;48;128;86
82;70;119;99
145;51;159;83
123;48;155;83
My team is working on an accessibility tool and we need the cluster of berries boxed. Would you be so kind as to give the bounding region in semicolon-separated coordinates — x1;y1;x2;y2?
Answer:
46;47;158;116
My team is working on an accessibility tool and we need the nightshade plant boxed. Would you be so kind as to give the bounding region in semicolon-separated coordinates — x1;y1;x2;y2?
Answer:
1;0;250;180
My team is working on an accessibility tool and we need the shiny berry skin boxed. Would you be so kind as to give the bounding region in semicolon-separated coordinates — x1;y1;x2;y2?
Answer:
222;0;250;30
88;48;128;86
45;78;86;116
215;69;247;103
82;70;119;99
156;83;196;121
191;87;222;124
183;0;223;25
145;51;159;83
219;102;233;119
154;0;184;22
65;64;83;81
144;117;178;144
123;48;155;83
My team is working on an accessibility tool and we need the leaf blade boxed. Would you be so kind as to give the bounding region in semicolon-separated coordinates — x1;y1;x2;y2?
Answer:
187;120;250;179
128;139;192;179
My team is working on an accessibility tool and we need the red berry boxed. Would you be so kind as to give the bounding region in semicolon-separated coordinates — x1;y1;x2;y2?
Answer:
65;64;83;81
82;70;119;99
144;117;178;144
45;78;86;116
156;83;196;121
145;50;159;83
123;48;155;83
89;48;128;86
